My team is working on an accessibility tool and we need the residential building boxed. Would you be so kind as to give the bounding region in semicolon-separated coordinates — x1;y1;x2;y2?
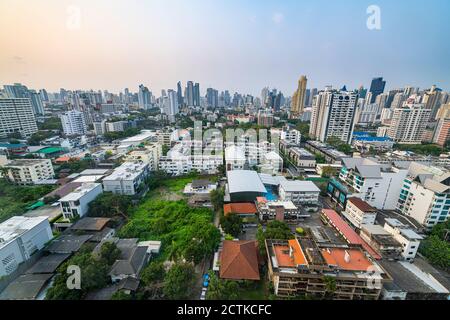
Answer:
93;120;107;135
60;110;87;136
342;197;377;229
224;145;246;171
397;162;450;228
281;127;301;145
138;84;152;109
327;158;409;210
278;180;320;206
102;162;150;195
266;238;390;299
1;159;54;185
433;118;450;147
309;88;358;144
106;120;130;132
0;216;53;277
219;240;260;281
257;110;274;127
387;102;431;144
291;75;307;116
223;203;258;217
256;197;303;220
0;98;38;138
59;183;103;220
360;225;402;260
286;147;316;169
305;140;348;164
124;143;162;171
383;219;422;261
183;179;217;195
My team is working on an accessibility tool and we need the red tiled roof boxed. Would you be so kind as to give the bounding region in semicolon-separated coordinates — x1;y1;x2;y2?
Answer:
220;240;260;281
321;209;381;260
223;203;258;216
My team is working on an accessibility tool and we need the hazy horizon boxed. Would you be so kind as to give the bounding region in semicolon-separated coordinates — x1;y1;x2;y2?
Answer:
1;0;449;96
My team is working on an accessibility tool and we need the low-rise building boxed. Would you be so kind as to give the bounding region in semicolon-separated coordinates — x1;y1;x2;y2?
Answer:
342;197;377;229
124;143;162;171
183;179;217;195
0;216;53;276
59;183;103;220
256;197;304;221
383;218;422;261
286;147;316;170
278;180;320;205
360;225;402;260
102;162;150;195
1;159;54;185
219;240;260;281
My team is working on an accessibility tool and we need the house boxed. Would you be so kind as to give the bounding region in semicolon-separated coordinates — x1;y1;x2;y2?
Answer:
219;240;260;281
223;203;258;217
68;217;115;243
59;183;103;220
0;216;53;277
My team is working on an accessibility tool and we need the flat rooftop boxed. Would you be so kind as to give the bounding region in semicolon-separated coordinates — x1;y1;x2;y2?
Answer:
102;162;147;182
227;170;266;194
59;183;101;202
279;180;320;193
0;216;48;249
321;247;373;271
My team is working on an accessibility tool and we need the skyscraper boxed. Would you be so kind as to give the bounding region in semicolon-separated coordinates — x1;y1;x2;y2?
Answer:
309;88;358;143
177;81;183;107
369;77;386;103
186;81;194;106
0;98;38;138
3;83;45;115
291;75;307;116
206;88;219;109
138;84;152;109
194;83;200;107
60;110;88;136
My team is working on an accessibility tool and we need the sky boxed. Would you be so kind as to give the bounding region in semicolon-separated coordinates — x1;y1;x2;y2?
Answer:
1;0;449;96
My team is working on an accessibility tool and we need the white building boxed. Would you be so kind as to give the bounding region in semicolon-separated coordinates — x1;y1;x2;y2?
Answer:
383;218;423;261
102;162;150;195
225;145;246;171
397;162;450;228
281;128;301;145
120;130;156;146
0;98;38;138
286;147;316;169
93;120;107;135
124;143;162;171
0;216;53;276
2;159;54;185
342;197;377;229
387;102;431;144
260;151;283;175
59;183;103;220
60;110;87;136
278;180;320;205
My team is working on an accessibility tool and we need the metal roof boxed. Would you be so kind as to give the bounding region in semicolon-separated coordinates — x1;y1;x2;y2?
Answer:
227;170;266;194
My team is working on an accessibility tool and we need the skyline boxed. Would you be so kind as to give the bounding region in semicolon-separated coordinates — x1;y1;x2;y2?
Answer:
1;0;450;95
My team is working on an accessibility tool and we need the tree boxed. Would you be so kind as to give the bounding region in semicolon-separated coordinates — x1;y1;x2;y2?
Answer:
210;187;225;212
256;221;294;255
220;214;243;237
321;166;337;178
88;192;132;220
99;242;121;265
141;261;165;286
111;290;132;300
163;263;195;299
419;235;450;270
323;275;337;299
206;273;239;300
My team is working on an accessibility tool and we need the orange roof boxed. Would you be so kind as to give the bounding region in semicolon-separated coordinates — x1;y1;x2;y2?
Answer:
256;197;268;204
224;203;258;216
321;247;373;271
220;240;260;280
273;239;307;268
55;156;71;163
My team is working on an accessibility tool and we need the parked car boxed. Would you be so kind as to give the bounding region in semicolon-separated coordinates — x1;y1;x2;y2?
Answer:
200;288;207;300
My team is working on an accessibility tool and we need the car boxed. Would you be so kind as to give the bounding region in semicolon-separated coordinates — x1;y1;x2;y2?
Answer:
200;288;207;300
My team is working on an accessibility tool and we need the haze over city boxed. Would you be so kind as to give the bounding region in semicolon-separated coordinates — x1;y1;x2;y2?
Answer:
1;0;450;94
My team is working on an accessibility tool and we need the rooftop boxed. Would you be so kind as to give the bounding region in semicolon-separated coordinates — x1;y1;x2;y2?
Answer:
220;240;260;281
223;203;258;216
227;170;266;194
347;197;377;212
102;162;148;182
0;216;48;250
59;183;102;202
279;180;320;193
321;247;373;271
69;217;111;231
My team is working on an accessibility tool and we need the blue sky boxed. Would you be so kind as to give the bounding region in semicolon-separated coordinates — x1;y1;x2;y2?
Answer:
1;0;449;95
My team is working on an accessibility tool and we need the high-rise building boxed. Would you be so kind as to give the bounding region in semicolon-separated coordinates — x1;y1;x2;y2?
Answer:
206;88;219;109
186;81;194;106
387;101;431;144
291;75;307;116
138;84;152;109
0;98;38;138
3;83;45;115
194;83;200;107
29;90;45;115
60;110;87;136
177;81;183;107
369;77;386;103
39;89;49;102
309;88;358;144
432;103;450;146
423;85;443;120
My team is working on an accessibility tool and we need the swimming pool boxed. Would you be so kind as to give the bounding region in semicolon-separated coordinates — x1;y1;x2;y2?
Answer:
264;185;278;201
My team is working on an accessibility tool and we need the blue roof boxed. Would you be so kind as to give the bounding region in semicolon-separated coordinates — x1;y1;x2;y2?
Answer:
0;143;27;149
353;136;393;142
352;131;372;137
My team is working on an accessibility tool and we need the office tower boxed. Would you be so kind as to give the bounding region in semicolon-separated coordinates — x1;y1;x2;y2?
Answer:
387;102;431;144
423;85;443;120
3;83;45;115
274;92;283;111
291;75;307;116
186;81;194;106
0;98;38;138
261;87;269;107
194;83;200;107
39;89;49;102
167;90;178;116
60;110;87;136
309;88;358;144
206;88;219;109
177;81;183;107
369;77;386;103
357;85;367;99
138;84;152;109
305;89;311;107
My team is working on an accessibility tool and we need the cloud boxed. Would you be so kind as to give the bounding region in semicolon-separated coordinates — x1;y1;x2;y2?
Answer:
272;12;284;24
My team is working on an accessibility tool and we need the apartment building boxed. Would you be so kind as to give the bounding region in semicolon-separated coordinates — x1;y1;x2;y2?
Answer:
387;102;431;144
342;197;377;229
266;238;390;299
286;147;316;169
60;110;87;136
0;216;53;277
2;159;54;185
0;98;38;138
102;162;150;195
124;143;162;171
278;180;320;206
327;158;409;210
59;183;103;220
397;162;450;228
383;219;422;261
360;225;402;260
309;88;358;144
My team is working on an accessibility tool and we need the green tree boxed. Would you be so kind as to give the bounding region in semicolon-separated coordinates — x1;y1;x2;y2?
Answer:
210;187;225;212
220;214;243;237
141;261;165;286
256;221;294;255
321;166;337;178
163;263;195;299
88;192;132;219
111;290;132;300
206;272;239;300
99;242;121;265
